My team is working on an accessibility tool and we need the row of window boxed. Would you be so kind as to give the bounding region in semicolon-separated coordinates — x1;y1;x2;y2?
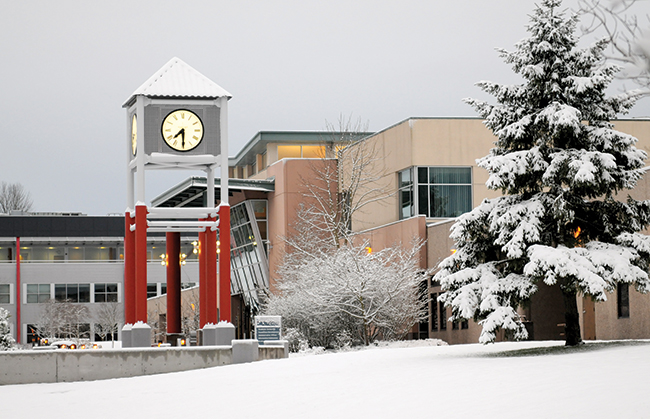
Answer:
25;283;118;304
399;166;473;219
10;282;198;304
0;242;200;262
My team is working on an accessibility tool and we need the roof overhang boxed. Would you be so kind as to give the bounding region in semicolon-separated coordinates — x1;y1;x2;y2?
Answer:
151;176;275;208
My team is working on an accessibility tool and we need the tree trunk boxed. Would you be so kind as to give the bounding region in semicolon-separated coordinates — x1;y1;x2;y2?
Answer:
562;288;583;346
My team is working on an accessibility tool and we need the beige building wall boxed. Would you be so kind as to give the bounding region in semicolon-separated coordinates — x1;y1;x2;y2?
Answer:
265;158;339;290
345;118;502;233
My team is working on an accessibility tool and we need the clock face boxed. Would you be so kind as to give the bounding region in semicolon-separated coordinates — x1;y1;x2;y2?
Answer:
131;114;137;155
161;109;204;152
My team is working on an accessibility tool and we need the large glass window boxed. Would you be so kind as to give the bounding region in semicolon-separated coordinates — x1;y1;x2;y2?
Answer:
55;284;90;303
418;167;472;218
277;145;326;160
0;284;10;304
26;284;50;303
94;283;118;303
228;200;270;311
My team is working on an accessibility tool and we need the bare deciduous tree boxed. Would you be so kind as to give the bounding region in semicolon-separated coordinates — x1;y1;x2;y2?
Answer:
269;116;425;348
38;299;90;342
578;0;650;90
0;182;33;214
94;302;122;347
285;115;389;258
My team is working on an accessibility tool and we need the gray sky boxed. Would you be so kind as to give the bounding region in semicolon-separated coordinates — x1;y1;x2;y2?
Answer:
2;0;650;215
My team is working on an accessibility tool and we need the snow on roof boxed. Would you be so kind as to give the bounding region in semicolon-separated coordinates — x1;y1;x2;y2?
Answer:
123;57;231;107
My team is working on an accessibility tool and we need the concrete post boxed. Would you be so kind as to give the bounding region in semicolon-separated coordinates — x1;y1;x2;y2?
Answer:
131;321;151;348
121;323;132;348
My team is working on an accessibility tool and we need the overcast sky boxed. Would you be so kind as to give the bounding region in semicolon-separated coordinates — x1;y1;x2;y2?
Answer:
2;0;650;215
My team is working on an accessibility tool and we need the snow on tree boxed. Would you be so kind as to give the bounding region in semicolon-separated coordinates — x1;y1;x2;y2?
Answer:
266;243;427;347
38;299;90;342
266;116;426;348
94;301;122;347
435;0;650;346
0;307;15;351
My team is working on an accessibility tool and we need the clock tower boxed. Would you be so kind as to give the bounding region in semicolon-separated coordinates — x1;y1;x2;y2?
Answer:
122;57;232;347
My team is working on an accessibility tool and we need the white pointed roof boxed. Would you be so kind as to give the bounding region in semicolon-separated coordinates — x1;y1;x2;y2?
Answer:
122;57;231;107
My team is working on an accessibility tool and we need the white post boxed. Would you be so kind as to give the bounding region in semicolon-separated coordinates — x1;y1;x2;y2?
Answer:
135;95;146;203
206;166;215;209
219;96;229;205
126;109;134;210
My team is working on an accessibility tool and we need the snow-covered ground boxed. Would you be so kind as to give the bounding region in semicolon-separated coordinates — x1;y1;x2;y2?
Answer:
1;340;649;418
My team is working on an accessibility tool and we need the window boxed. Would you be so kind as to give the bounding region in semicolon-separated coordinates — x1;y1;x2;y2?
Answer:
260;152;267;170
418;167;472;218
55;284;90;303
461;319;469;330
94;283;118;303
302;145;325;158
618;283;630;318
0;246;12;261
147;283;158;299
398;168;414;219
26;284;50;303
277;145;301;159
27;324;41;344
439;300;447;330
0;284;9;304
277;145;326;160
430;293;438;332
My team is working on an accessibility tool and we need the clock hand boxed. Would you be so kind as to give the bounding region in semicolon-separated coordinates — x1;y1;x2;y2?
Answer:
173;128;186;148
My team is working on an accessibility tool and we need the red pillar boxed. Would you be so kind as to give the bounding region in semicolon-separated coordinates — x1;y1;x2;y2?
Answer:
218;205;231;322
198;219;207;328
124;212;136;325
166;232;181;335
15;237;21;344
206;216;218;324
135;204;148;323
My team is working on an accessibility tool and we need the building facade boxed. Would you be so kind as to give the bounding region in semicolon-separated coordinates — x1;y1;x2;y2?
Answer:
3;117;650;345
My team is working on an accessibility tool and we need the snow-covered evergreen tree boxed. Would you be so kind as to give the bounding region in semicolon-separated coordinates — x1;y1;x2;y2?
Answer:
435;0;650;346
0;307;15;351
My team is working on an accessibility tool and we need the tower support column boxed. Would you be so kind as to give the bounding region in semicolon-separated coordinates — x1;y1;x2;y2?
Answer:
124;211;136;325
218;204;231;322
198;220;207;328
135;204;148;323
206;216;218;324
166;232;181;336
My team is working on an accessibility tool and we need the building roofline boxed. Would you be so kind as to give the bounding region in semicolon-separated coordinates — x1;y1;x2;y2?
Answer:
229;130;374;167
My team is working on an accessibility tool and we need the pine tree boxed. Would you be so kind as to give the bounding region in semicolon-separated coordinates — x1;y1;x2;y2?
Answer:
435;0;650;346
0;307;15;351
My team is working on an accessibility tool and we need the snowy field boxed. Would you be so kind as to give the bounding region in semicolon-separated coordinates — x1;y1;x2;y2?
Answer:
1;340;649;418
